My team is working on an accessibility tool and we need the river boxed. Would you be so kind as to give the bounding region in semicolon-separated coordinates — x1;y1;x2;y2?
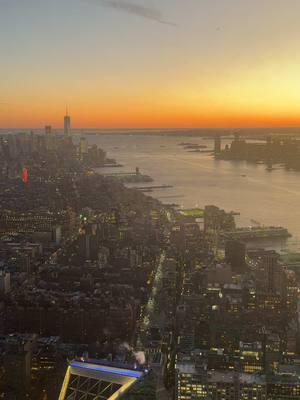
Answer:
85;133;300;252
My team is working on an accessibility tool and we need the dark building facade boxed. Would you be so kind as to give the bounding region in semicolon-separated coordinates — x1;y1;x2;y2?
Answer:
225;240;246;273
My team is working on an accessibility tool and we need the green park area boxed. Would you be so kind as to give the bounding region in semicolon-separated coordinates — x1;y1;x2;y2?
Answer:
179;208;204;218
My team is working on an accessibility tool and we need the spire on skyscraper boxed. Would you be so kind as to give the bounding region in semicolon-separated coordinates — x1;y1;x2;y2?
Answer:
64;106;71;135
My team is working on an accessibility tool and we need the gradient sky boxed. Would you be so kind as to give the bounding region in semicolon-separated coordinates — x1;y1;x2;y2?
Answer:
1;0;300;128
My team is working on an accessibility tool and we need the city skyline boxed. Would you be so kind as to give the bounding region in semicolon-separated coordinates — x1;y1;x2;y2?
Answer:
2;0;300;129
3;2;300;398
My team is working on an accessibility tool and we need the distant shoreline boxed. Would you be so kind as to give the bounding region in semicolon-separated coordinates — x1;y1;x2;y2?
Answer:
2;127;300;137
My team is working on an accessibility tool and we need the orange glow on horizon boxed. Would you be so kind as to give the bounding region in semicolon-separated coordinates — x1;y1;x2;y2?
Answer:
2;104;300;130
2;44;300;130
3;1;300;131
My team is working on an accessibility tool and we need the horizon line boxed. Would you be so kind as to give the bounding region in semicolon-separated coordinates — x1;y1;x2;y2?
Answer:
2;125;300;131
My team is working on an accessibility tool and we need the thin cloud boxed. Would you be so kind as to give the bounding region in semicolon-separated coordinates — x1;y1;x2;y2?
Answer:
88;0;176;26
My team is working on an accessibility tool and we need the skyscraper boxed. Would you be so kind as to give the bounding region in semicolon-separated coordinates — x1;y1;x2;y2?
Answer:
45;125;52;136
225;240;246;273
262;252;280;293
79;137;88;159
64;107;71;136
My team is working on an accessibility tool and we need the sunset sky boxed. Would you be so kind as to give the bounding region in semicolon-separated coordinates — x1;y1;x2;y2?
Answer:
1;0;300;129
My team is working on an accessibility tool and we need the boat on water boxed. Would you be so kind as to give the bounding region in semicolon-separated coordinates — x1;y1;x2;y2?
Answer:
178;142;196;146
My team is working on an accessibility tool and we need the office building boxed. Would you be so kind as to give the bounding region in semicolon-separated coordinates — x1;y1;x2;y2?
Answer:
1;334;37;398
0;270;10;295
45;125;52;136
52;225;62;245
263;253;280;293
176;362;267;400
79;137;88;159
225;240;246;273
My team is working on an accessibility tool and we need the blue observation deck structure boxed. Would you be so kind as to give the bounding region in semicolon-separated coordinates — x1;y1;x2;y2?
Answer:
58;359;148;400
